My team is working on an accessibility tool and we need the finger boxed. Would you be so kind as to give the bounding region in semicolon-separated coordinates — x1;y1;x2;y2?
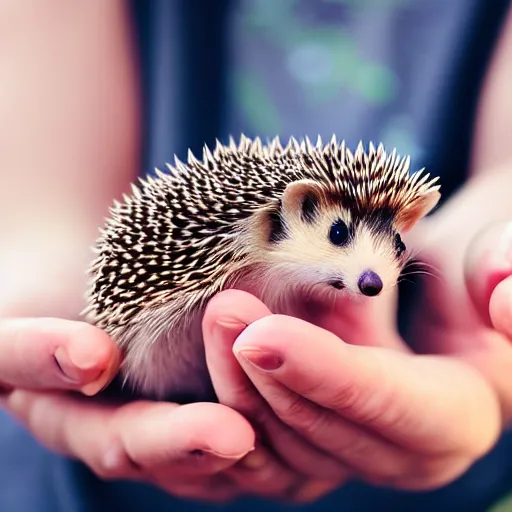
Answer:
489;275;512;338
459;335;512;423
203;289;272;406
232;357;420;479
460;276;512;422
0;318;119;395
464;220;512;325
226;444;303;498
233;347;476;488
228;312;451;484
232;314;501;458
4;391;255;480
230;463;338;504
228;446;341;502
204;290;350;481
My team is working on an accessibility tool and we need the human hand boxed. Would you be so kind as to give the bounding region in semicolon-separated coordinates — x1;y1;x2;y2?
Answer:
0;318;258;503
6;222;510;506
408;218;512;422
202;286;501;501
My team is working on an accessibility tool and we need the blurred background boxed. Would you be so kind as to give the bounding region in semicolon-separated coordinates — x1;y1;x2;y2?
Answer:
1;0;512;511
134;0;503;201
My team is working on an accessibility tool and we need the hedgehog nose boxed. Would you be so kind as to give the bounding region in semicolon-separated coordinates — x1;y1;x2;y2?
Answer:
357;270;383;297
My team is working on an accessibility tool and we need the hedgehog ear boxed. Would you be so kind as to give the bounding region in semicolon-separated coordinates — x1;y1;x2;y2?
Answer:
396;189;441;232
281;179;325;223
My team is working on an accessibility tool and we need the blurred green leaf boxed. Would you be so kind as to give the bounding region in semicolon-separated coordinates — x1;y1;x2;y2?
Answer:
233;72;282;134
488;492;512;512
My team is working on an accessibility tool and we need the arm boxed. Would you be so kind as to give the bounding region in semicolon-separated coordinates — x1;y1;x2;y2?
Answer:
0;0;140;319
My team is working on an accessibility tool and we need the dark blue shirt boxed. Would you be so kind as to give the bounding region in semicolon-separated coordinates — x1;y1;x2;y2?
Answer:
1;1;511;510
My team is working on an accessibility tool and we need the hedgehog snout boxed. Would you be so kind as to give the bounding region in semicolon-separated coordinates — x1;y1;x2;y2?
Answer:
357;270;383;297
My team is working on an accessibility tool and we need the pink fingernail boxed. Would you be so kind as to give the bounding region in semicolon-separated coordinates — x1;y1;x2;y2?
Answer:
54;347;96;383
79;345;120;396
236;349;283;371
66;345;102;371
191;446;255;461
216;318;247;331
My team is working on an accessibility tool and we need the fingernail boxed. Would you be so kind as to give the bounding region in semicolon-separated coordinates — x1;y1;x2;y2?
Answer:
80;353;118;396
216;318;247;331
236;349;283;371
196;445;255;461
80;376;107;396
66;343;102;371
54;346;100;383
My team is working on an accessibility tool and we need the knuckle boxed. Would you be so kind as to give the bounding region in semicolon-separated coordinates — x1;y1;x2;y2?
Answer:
92;440;138;480
277;393;333;438
299;409;334;439
327;378;365;415
333;366;407;434
276;393;306;423
92;461;121;481
358;396;408;433
91;461;117;480
296;371;328;397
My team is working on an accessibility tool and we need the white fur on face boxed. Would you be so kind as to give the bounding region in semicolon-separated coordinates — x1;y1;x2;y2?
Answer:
338;225;401;292
259;206;402;295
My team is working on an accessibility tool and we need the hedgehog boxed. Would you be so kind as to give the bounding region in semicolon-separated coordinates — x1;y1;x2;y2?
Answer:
83;135;441;402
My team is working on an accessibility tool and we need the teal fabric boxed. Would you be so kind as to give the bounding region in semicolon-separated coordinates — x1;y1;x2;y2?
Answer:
0;1;511;510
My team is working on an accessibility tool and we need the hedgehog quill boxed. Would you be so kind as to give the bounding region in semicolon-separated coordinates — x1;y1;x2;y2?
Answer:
83;135;441;401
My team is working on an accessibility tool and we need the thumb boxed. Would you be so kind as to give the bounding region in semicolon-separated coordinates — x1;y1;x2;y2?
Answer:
488;276;512;339
464;220;512;326
232;314;500;457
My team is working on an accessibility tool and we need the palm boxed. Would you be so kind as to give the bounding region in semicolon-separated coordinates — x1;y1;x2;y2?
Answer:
401;221;512;421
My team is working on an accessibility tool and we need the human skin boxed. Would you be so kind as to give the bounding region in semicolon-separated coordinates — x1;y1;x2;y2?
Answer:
199;217;512;499
1;217;511;504
2;0;512;505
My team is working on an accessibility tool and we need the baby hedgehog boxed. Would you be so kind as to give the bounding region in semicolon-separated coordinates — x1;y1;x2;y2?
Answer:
83;135;441;402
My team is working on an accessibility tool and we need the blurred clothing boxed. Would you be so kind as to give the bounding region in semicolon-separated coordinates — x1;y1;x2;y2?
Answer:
1;1;511;511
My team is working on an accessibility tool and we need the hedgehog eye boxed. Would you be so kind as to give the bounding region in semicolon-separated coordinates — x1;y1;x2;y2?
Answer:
329;220;350;246
394;233;406;256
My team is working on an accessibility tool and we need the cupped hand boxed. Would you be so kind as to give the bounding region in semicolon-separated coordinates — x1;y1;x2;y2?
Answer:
410;219;512;422
200;217;512;502
202;285;501;499
0;318;256;503
5;220;511;506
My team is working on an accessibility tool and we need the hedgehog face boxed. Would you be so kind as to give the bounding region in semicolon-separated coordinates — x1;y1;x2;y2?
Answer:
256;179;439;297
